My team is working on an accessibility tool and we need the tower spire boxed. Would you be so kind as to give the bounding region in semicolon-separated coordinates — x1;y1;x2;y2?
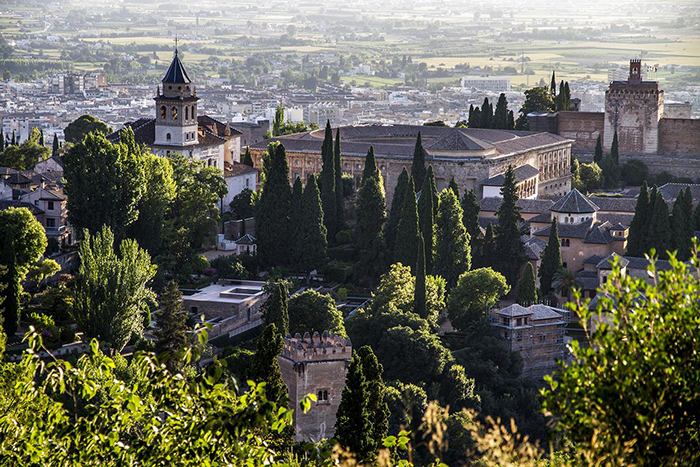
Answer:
175;35;178;55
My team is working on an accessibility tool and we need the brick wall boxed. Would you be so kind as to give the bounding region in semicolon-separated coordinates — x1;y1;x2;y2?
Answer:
658;119;700;156
557;112;604;153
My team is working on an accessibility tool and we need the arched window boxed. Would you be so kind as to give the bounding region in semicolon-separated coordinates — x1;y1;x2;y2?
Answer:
191;105;196;119
171;106;178;120
160;106;166;120
166;133;171;141
323;390;328;400
185;106;189;120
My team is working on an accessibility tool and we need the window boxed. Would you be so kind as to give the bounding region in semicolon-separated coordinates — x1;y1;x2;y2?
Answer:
48;201;54;210
185;106;189;120
160;106;166;119
317;389;329;402
516;318;522;326
246;178;250;187
539;334;546;342
34;200;39;207
516;331;523;342
166;133;171;142
46;218;55;228
172;106;178;120
501;317;509;326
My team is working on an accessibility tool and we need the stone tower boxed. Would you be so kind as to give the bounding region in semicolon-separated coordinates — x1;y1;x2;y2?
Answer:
604;59;664;155
154;48;199;150
278;331;352;442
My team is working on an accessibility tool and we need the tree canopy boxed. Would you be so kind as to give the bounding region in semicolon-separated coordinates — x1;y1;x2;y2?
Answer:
64;114;112;143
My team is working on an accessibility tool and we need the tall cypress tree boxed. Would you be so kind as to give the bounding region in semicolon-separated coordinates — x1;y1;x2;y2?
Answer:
493;93;509;129
471;107;481;129
386;168;409;258
335;353;374;461
507;110;515;129
334;128;344;230
11;130;15;146
448;176;459;199
669;189;693;261
414;235;427;318
563;82;571;110
418;166;436;274
434;188;471;288
289;177;304;268
411;132;426;190
611;131;620;165
154;280;189;365
694;199;700;231
550;71;556;97
681;188;695;249
648;191;670;258
251;324;289;408
354;147;386;283
495;166;525;285
626;181;649;257
461;189;481;252
296;174;327;274
394;176;420;271
0;129;5;151
594;135;603;164
241;146;254;166
643;185;659;253
357;346;390;458
479;97;491;129
262;282;289;337
52;134;60;157
320;121;337;240
256;142;291;266
479;221;496;268
468;105;474;127
39;129;44;147
515;262;538;306
539;219;562;296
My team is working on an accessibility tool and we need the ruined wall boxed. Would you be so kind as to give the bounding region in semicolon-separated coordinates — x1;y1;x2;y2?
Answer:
557;112;604;153
658;119;700;156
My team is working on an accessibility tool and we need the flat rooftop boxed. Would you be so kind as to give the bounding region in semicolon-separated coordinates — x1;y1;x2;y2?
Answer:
185;281;265;304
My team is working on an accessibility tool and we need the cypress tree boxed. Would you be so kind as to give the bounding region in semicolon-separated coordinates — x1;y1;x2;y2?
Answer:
11;130;15;146
386;168;409;257
241;146;254;166
153;280;189;364
448;176;459;199
335;353;373;461
289;177;304;268
461;189;481;257
480;221;496;268
354;147;386;283
515;262;538;306
539;218;562;296
669;189;693;261
39;129;44;146
0;129;4;151
611;131;620;165
644;185;659;253
411;132;426;189
594;135;603;164
1;231;20;336
418;165;436;274
468;105;474;127
550;71;556;97
694;199;700;231
394;176;420;271
296;174;328;274
479;97;491;129
414;235;427;318
472;107;481;128
262;282;289;337
563;82;571;110
493;93;509;129
682;188;695;247
256;142;291;266
334;128;344;230
626;181;649;257
494;166;525;285
357;346;390;457
648;191;670;258
487;102;494;128
507;110;515;129
320;121;337;240
434;188;471;288
251;324;289;407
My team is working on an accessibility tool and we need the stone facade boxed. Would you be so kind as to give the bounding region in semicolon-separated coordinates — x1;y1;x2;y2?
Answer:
658;119;700;157
278;331;351;442
556;111;604;153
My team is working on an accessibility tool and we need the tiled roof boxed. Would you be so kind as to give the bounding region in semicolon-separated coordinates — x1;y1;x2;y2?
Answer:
596;253;630;270
483;164;540;186
578;271;600;291
479;197;554;214
108;117;226;149
550;189;599;213
496;303;532;317
587;196;637;213
529;304;564;321
0;199;44;215
658;183;700;202
523;236;547;260
425;129;493;151
162;51;192;84
235;233;256;245
225;162;259;177
583;255;603;265
623;255;676;272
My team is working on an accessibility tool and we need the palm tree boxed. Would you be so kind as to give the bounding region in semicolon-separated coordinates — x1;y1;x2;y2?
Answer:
553;267;581;299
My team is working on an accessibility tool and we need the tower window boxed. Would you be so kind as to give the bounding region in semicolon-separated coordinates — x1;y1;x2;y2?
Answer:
160;106;166;120
166;133;171;141
172;106;178;120
185;106;189;120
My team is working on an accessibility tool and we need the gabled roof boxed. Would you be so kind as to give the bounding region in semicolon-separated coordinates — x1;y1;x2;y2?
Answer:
483;164;540;186
162;51;192;84
225;162;259;177
496;303;532;317
0;199;44;215
597;253;629;270
550;189;599;214
425;129;493;151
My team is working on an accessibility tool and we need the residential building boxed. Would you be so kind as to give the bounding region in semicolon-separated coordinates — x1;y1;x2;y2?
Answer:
222;162;259;213
460;77;511;93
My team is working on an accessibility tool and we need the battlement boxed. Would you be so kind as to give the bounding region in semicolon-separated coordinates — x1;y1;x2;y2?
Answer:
282;331;352;362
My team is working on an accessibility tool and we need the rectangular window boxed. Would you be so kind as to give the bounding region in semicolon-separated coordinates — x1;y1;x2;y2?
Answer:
516;318;522;326
516;331;523;342
246;178;250;187
48;201;54;210
46;218;56;228
539;334;546;342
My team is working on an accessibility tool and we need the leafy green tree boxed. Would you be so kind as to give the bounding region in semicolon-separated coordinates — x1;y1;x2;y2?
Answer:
386;168;409;259
72;226;157;352
64;114;111;143
354;147;386;283
418;166;437;274
334;128;344;230
543;250;700;465
574;161;603;193
621;159;649;186
435;188;471;288
515;262;538;306
287;290;345;336
599;155;621;189
411;132;426;189
594;134;603;164
0;128;49;169
439;363;480;412
251;323;290;409
320;121;337;240
394;177;420;271
256;142;291;266
335;353;374;461
357;346;390;456
494;166;525;285
262;281;289;337
539;219;562;296
448;268;509;332
610;130;620;165
127;154;176;255
461;189;481;259
241;146;254;166
153;280;189;363
271;106;285;137
492;93;509;129
229;188;255;220
414;235;427;319
0;207;47;336
63;128;146;240
295;175;327;274
518;86;555;119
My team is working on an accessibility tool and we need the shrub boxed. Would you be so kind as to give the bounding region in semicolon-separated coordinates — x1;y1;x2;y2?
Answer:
338;287;348;301
209;255;248;279
192;255;210;275
59;326;76;344
325;261;354;283
335;229;352;244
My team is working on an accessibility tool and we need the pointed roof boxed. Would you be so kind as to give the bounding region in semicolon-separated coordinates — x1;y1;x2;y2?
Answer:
425;129;493;151
162;50;191;84
550;189;599;214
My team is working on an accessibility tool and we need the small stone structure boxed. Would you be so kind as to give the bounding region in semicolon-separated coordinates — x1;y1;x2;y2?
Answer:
278;331;352;442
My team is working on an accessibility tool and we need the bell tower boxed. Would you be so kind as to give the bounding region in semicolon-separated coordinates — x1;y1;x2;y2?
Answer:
154;46;199;149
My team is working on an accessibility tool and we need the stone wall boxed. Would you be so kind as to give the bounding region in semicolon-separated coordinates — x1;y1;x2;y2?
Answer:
557;112;604;153
658;119;700;156
604;83;663;155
